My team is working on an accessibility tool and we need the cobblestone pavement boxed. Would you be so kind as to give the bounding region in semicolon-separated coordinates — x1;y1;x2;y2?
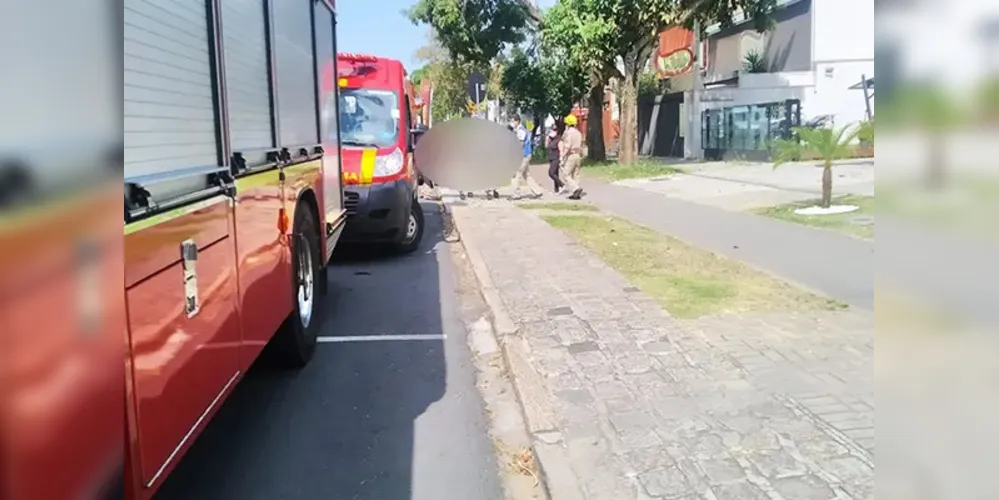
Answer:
450;199;874;500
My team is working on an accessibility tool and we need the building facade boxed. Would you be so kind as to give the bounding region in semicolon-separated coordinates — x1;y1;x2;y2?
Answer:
661;0;874;159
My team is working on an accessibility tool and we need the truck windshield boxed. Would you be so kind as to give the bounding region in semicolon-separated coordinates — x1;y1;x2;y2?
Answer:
338;88;400;148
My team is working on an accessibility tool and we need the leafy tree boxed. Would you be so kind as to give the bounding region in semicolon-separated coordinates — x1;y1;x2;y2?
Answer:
412;33;486;120
541;58;588;118
771;124;860;208
638;70;669;100
501;49;546;115
544;0;776;164
501;47;587;123
407;0;531;66
410;65;430;86
542;0;619;161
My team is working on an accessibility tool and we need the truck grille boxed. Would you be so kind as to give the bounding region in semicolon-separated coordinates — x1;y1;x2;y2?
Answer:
344;191;360;216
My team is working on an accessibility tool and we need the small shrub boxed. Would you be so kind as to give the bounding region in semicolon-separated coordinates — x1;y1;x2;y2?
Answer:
742;50;768;73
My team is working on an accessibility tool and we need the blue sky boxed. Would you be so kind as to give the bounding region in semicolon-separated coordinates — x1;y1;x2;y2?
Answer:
337;0;558;72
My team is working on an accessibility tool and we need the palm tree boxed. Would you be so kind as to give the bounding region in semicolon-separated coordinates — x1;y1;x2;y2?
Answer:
771;124;860;209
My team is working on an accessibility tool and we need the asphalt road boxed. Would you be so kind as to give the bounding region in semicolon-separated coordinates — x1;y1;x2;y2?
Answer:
156;202;503;500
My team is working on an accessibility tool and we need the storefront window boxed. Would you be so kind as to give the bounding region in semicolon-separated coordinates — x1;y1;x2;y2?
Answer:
702;99;801;153
730;106;749;150
749;105;768;150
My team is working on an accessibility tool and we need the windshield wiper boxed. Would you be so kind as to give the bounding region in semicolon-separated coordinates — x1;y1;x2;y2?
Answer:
341;140;379;148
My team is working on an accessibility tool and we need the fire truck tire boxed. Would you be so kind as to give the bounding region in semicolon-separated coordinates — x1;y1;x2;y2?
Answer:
395;198;425;254
270;205;323;368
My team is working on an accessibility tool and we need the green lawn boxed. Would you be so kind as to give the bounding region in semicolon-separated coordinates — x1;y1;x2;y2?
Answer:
541;214;845;319
581;158;684;182
515;201;600;212
754;195;875;240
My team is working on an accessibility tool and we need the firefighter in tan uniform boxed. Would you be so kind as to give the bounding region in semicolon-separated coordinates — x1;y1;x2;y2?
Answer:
560;114;584;200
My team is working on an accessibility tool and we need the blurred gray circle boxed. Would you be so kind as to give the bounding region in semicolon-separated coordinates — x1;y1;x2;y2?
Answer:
413;118;522;191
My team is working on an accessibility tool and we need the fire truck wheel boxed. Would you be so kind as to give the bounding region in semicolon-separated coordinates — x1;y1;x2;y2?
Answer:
271;205;323;368
395;198;425;254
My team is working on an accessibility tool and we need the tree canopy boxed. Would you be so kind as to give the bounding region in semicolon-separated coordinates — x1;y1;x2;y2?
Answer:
407;0;775;159
541;0;776;162
407;0;532;66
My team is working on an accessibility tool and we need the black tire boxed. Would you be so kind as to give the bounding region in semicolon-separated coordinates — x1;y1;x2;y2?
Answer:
269;205;324;368
395;198;425;254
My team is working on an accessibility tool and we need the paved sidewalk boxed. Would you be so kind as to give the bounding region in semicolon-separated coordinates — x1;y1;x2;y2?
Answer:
614;160;874;211
525;165;873;310
451;200;874;500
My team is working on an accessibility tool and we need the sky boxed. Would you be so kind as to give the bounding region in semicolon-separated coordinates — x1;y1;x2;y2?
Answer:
336;0;559;72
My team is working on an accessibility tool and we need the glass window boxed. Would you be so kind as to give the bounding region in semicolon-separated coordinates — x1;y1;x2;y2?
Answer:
768;103;786;141
730;106;749;150
715;109;726;149
338;89;401;149
749;105;768;150
703;111;714;149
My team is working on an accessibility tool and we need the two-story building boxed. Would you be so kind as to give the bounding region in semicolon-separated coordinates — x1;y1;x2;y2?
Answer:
649;0;874;160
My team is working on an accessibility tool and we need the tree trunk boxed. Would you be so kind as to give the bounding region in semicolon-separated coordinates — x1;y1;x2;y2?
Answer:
821;163;833;208
618;68;639;165
586;83;606;161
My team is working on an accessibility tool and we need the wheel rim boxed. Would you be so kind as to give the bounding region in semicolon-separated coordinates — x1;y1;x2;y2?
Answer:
404;210;419;242
297;240;314;328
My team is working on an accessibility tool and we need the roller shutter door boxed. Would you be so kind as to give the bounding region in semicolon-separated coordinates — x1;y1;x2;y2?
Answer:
220;0;274;155
124;0;219;180
272;0;319;147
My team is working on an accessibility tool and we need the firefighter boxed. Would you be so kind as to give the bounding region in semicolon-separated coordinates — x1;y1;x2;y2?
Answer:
560;114;584;200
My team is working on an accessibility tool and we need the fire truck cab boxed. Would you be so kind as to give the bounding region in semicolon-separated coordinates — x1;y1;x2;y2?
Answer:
333;54;424;253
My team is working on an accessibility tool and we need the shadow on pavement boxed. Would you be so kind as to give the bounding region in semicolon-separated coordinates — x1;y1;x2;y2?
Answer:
156;201;449;500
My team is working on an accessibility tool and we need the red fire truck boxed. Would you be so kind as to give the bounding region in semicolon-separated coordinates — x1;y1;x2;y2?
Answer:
121;1;344;498
328;54;424;253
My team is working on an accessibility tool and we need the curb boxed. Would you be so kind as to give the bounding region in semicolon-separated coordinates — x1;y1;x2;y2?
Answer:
444;204;558;500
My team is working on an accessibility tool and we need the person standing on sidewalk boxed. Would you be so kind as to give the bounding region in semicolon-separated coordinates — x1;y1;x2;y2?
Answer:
509;116;544;200
561;115;584;200
545;127;564;193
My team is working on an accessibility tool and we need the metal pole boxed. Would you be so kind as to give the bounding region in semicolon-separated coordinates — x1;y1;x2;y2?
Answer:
475;85;481;118
860;74;872;121
689;19;703;160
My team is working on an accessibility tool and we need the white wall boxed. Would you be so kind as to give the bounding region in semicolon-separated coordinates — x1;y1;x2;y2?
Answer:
807;60;874;125
699;82;810;114
811;0;874;63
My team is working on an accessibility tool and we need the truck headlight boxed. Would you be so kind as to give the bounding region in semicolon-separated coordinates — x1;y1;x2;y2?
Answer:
373;148;404;177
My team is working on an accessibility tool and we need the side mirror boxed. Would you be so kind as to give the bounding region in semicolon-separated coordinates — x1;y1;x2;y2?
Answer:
409;127;426;153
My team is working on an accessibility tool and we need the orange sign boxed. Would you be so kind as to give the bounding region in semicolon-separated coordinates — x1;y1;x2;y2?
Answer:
655;27;699;78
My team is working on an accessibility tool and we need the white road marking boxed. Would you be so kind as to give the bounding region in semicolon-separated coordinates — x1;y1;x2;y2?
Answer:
316;334;447;343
